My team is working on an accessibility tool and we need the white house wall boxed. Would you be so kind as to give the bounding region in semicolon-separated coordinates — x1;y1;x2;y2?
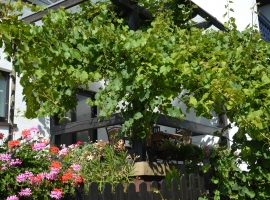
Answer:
193;0;259;31
0;53;51;140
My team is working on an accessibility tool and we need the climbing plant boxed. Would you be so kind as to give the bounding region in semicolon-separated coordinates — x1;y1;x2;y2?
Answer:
1;0;270;198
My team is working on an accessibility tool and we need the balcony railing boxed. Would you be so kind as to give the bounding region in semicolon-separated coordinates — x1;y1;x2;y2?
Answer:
258;13;270;42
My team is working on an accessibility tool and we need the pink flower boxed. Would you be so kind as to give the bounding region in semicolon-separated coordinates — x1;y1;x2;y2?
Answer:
9;158;22;166
17;171;35;183
6;195;19;200
1;164;7;170
19;188;31;196
72;164;81;171
0;133;4;139
45;168;60;180
29;126;39;134
32;142;46;151
58;148;68;156
0;153;12;161
24;171;34;178
50;189;62;199
77;141;82;145
16;174;28;183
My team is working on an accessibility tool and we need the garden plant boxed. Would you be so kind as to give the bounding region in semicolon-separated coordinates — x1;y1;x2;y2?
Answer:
0;127;136;199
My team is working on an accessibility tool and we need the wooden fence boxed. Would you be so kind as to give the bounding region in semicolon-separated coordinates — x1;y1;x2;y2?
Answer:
67;173;208;200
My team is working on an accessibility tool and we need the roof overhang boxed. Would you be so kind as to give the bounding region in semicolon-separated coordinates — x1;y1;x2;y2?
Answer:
22;0;225;32
257;0;270;7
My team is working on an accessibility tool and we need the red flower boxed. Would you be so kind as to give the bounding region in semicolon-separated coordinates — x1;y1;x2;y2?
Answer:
52;188;62;192
35;174;43;183
76;141;82;145
74;174;83;183
50;161;62;169
8;140;20;148
0;133;4;139
61;170;73;183
21;129;31;138
50;146;60;153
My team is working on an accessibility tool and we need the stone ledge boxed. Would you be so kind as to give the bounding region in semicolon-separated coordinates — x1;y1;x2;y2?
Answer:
132;161;185;176
0;122;17;128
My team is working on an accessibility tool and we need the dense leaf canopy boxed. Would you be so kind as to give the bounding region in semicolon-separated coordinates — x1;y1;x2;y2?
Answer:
1;2;270;139
2;0;270;198
1;0;270;140
0;2;270;139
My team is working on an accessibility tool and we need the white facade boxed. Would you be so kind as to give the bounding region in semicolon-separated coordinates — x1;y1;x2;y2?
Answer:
0;0;267;146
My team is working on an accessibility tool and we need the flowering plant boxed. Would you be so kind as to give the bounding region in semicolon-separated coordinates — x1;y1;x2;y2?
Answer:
201;144;218;158
64;140;137;192
0;126;81;200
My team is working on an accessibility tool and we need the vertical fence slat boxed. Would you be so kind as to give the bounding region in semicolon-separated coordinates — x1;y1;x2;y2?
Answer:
102;183;112;200
89;182;99;200
98;193;103;200
139;182;147;200
85;174;207;200
150;181;161;200
115;183;125;200
127;183;136;200
171;178;179;200
189;174;197;200
160;180;170;200
84;194;90;200
180;176;188;200
198;172;206;197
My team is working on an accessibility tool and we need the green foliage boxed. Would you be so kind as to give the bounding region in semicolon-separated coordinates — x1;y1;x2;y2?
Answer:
157;140;204;174
207;137;270;199
2;0;270;140
165;166;180;189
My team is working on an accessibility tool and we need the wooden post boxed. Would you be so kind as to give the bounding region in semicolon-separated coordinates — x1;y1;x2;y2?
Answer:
111;0;152;31
8;45;17;141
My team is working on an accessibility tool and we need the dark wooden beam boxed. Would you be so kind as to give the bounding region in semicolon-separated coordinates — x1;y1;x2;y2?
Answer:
155;115;222;135
51;113;222;136
193;21;212;29
192;3;226;31
257;0;270;7
22;0;87;23
51;114;125;135
178;0;226;31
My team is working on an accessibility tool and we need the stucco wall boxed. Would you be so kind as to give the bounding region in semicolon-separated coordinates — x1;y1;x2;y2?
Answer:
193;0;259;31
0;49;51;140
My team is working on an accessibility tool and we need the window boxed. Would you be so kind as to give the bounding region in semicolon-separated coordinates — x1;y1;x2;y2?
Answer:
0;71;9;123
53;90;97;146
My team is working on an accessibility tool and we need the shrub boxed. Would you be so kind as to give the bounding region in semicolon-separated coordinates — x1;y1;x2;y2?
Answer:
65;140;137;192
0;127;81;200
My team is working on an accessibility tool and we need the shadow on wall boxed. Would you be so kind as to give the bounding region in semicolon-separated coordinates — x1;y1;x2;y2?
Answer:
38;117;50;137
192;135;219;146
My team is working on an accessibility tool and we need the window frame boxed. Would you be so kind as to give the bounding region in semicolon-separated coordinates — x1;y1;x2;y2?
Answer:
0;71;9;123
51;89;97;145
